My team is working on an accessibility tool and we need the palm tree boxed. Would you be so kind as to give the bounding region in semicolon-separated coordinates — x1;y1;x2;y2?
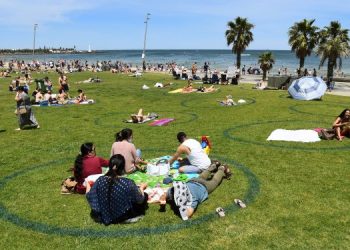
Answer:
225;17;254;70
258;52;275;81
288;19;319;71
316;21;350;79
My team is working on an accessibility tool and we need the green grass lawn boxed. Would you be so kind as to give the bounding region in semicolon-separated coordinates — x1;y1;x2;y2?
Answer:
0;71;349;249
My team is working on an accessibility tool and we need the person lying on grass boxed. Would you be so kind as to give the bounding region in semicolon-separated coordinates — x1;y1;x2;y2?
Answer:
197;85;217;93
154;82;173;88
168;132;211;173
73;142;109;194
159;162;231;220
332;108;350;141
130;108;152;123
86;154;148;225
217;95;236;106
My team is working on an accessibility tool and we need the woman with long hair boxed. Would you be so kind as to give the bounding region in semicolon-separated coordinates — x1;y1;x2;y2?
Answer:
74;142;109;194
110;128;143;173
86;154;148;225
333;109;350;141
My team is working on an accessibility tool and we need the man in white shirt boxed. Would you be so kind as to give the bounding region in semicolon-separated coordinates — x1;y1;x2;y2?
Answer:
168;132;211;173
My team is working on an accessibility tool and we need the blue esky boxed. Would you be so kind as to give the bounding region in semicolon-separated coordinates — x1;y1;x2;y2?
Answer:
0;0;349;50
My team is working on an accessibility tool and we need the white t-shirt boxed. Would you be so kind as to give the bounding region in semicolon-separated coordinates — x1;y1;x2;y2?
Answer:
182;139;211;170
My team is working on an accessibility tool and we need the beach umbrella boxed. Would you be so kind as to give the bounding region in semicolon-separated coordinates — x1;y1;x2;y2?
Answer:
288;76;327;100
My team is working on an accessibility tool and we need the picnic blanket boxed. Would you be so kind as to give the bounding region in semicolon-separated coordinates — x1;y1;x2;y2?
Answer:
149;118;174;126
83;155;199;203
83;156;198;188
267;129;321;142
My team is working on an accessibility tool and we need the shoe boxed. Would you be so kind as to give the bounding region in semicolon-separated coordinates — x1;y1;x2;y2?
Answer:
208;160;221;172
122;215;144;223
36;125;40;129
216;207;225;217
212;160;221;167
234;199;246;208
219;165;232;180
208;163;218;172
15;128;21;131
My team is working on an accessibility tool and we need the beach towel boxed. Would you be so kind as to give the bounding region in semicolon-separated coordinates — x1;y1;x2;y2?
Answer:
149;118;174;126
267;129;321;142
168;88;187;93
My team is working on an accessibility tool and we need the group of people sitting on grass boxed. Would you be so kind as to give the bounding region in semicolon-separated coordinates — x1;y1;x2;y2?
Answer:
32;88;87;105
70;130;231;225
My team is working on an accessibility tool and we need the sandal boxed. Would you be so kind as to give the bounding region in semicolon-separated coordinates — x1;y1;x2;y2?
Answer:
216;207;225;217
219;165;232;180
234;199;246;208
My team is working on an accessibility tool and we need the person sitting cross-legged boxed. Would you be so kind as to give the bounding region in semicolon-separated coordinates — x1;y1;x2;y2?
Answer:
86;154;148;225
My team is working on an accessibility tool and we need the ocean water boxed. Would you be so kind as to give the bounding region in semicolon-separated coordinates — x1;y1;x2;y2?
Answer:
2;50;350;76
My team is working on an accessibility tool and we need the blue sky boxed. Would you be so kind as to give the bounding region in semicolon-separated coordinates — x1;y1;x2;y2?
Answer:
0;0;349;50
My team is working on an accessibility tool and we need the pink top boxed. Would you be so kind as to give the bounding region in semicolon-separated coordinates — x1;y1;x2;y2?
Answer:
110;140;137;173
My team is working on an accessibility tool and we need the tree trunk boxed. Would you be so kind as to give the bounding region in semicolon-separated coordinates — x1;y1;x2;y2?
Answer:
327;59;334;80
263;70;267;81
236;53;241;69
299;57;305;69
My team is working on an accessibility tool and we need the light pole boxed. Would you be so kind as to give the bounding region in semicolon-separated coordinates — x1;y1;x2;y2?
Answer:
142;13;150;71
33;24;38;58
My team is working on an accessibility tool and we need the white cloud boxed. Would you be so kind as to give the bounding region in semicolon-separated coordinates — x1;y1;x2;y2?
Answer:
0;0;98;26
